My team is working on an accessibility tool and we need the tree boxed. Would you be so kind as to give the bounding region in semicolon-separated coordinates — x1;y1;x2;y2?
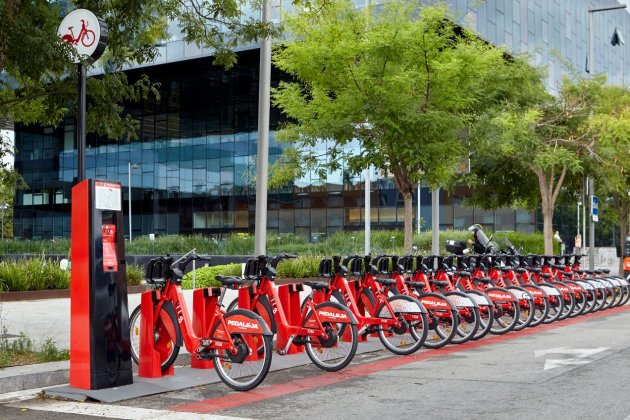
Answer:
473;76;604;254
588;85;630;273
271;0;540;251
0;0;276;139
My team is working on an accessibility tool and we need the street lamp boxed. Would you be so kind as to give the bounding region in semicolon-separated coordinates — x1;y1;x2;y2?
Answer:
587;3;626;268
128;162;139;241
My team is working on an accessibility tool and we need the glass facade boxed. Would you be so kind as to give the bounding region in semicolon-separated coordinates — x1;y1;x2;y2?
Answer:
13;1;630;239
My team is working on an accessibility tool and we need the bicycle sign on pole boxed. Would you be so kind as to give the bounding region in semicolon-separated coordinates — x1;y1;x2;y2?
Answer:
57;9;108;182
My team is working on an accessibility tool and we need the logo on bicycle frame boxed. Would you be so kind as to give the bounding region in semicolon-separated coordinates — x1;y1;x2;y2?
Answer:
58;9;108;63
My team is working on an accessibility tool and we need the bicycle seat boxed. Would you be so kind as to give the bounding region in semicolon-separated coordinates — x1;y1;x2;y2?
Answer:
583;270;594;275
594;270;603;275
552;264;565;270
539;273;551;278
430;280;450;287
406;281;425;289
215;275;245;287
514;268;527;274
375;278;396;287
457;271;471;277
304;281;329;291
500;267;513;273
560;271;573;277
474;277;492;284
529;267;542;274
601;269;610;274
575;269;585;274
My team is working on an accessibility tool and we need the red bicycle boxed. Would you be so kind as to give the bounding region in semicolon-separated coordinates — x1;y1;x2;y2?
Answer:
61;19;96;47
227;254;359;372
314;255;429;354
129;252;273;391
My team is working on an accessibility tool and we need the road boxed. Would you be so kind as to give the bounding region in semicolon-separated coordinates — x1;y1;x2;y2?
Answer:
2;305;630;419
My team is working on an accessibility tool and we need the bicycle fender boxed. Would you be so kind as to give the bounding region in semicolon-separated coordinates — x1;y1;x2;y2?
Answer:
222;309;273;336
384;294;428;315
484;287;518;303
420;292;459;311
160;301;183;347
303;301;358;326
506;286;533;300
521;285;547;298
443;291;477;308
255;295;277;334
462;290;493;307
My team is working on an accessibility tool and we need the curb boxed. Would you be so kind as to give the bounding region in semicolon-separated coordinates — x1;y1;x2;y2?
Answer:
0;361;70;394
0;285;149;302
0;354;193;394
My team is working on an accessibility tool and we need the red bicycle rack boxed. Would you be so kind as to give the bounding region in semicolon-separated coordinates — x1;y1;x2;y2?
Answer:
278;283;304;354
138;290;174;378
190;288;216;369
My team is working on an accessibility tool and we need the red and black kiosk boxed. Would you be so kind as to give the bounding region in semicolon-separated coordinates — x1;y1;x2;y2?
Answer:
70;179;133;389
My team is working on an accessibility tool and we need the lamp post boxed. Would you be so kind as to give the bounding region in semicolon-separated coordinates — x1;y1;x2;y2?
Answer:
128;162;139;241
587;4;626;268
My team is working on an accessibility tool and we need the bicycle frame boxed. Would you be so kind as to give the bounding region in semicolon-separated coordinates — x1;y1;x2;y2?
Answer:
243;274;357;354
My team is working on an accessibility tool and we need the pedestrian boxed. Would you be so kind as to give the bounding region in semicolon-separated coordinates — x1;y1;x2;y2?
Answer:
574;233;582;255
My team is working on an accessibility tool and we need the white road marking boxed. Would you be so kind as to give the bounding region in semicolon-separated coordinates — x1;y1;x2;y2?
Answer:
534;347;609;370
0;386;50;404
534;347;609;358
8;399;253;420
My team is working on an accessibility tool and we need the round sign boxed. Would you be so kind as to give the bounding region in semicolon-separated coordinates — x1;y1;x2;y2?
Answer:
58;9;108;64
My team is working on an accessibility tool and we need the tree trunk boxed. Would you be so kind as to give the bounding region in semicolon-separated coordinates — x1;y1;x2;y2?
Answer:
619;196;628;275
529;164;566;256
391;167;415;253
402;190;414;253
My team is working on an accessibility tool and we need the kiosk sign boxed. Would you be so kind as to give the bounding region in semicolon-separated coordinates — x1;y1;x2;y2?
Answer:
58;9;108;63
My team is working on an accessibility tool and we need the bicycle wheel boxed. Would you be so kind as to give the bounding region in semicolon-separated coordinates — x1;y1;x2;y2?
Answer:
564;281;587;317
129;301;181;370
600;279;617;310
575;281;598;314
443;291;480;345
522;286;549;327
377;295;428;355
485;288;520;334
463;291;493;340
129;304;141;365
82;29;95;47
304;302;358;372
419;293;458;349
507;287;534;331
551;283;575;320
540;284;563;324
212;310;273;392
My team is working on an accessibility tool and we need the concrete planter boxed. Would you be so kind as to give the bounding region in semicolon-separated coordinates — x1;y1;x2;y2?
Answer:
0;284;149;302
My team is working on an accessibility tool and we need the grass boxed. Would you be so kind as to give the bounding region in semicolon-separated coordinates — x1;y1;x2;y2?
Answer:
0;321;69;368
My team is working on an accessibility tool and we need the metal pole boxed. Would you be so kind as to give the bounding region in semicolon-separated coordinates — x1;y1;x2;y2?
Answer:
589;178;596;269
417;183;421;234
128;161;132;242
365;167;371;255
1;206;4;241
432;188;440;255
77;64;86;182
577;201;580;236
254;0;271;256
583;178;587;255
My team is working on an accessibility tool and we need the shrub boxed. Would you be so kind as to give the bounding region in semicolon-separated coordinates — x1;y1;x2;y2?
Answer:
126;264;145;286
275;255;321;279
181;263;242;289
0;258;69;292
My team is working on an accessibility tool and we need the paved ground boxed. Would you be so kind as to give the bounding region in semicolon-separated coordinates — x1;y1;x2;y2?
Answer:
1;304;630;419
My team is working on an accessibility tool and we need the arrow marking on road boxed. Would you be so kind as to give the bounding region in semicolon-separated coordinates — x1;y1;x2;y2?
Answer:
534;347;609;370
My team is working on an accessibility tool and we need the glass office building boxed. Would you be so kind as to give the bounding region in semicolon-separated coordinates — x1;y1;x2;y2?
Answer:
13;0;630;240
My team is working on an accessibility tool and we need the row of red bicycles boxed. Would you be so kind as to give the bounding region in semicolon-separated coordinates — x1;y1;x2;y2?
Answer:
128;242;628;392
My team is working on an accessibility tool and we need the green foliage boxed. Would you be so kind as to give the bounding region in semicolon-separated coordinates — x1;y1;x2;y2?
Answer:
126;264;145;286
0;258;69;292
38;338;70;363
181;263;242;289
271;0;542;251
127;235;221;255
276;255;321;278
